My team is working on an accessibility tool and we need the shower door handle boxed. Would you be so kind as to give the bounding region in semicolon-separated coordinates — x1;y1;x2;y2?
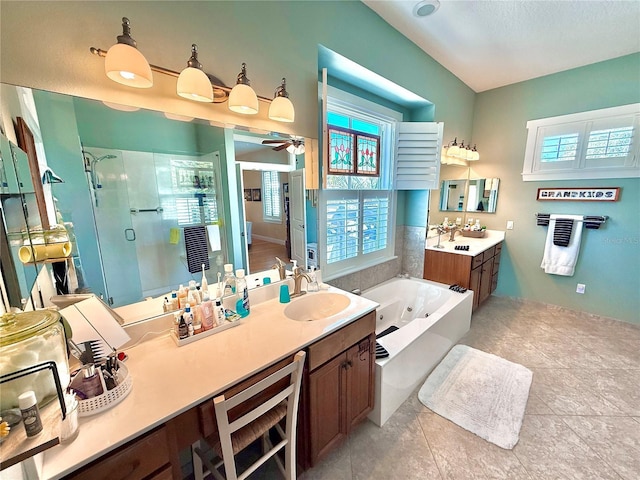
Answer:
124;228;136;241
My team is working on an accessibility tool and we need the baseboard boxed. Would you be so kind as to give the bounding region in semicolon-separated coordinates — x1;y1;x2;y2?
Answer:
252;234;286;246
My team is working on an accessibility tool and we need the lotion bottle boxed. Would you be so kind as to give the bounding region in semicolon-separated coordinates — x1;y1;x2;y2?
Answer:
200;293;214;331
215;298;225;326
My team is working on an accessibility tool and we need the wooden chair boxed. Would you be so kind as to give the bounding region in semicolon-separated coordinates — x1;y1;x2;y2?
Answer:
192;351;306;480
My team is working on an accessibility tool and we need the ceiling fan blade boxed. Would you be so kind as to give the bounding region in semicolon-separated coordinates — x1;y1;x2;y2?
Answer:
273;142;291;151
262;140;286;145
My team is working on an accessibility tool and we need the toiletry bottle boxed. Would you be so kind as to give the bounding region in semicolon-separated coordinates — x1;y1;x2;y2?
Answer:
178;284;188;309
80;364;104;399
200;293;214;331
223;263;236;297
173;311;182;336
18;390;43;437
235;269;250;317
188;322;194;337
178;315;188;339
170;290;179;310
307;266;319;292
215;298;225;326
188;280;199;305
162;296;171;313
184;304;193;328
201;264;209;297
192;305;202;334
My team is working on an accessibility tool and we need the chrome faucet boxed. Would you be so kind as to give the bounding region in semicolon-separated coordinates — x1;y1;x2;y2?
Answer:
272;257;287;280
292;264;311;297
430;226;446;249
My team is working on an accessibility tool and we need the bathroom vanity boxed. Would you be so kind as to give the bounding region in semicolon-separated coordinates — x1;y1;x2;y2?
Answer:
423;230;505;310
39;286;378;479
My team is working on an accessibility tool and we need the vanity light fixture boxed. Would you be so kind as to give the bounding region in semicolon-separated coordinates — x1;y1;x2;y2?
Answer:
268;78;295;123
445;137;460;157
176;44;214;103
227;63;259;115
104;17;153;88
467;144;480;161
92;24;295;122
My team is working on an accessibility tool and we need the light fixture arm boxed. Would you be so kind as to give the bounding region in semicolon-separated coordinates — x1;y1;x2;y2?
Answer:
274;78;289;98
235;63;251;86
116;17;137;48
186;44;203;70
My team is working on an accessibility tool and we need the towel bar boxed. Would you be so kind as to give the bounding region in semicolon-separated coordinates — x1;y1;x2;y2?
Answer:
534;214;608;229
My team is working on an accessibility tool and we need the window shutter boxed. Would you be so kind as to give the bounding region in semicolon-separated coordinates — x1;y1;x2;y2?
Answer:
394;122;444;190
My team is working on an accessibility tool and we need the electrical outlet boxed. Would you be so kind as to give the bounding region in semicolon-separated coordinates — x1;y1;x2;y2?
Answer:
506;220;514;230
576;283;586;294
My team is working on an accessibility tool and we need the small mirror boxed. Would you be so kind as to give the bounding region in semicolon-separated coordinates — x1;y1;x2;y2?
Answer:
439;179;467;212
439;177;499;213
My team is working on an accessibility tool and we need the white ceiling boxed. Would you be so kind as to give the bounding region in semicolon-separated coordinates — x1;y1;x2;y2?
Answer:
362;0;640;92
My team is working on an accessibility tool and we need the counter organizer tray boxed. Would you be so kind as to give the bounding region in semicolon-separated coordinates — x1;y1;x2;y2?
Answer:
70;362;132;417
460;230;486;238
171;318;243;347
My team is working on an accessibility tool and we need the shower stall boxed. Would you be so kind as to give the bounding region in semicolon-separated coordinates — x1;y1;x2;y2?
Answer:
82;146;227;307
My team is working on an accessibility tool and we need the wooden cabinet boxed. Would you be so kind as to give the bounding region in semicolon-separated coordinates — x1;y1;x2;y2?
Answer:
301;311;375;468
64;427;171;480
424;242;502;310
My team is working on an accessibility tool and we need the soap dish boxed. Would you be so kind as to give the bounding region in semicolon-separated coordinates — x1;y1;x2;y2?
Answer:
70;362;132;417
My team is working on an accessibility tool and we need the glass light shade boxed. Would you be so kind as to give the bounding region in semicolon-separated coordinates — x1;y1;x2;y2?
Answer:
228;84;258;114
105;43;153;88
177;67;213;102
447;144;460;157
268;96;295;123
468;150;480;161
457;147;469;159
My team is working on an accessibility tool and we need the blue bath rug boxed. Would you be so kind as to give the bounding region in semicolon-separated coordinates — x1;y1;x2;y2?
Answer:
418;344;533;449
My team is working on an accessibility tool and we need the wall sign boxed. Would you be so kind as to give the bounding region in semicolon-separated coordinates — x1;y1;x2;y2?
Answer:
536;187;620;201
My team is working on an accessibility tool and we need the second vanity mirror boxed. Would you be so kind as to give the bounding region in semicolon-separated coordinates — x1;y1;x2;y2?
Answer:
0;83;313;313
439;177;500;213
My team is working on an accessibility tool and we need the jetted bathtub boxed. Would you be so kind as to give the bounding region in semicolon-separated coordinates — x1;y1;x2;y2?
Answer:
363;276;472;426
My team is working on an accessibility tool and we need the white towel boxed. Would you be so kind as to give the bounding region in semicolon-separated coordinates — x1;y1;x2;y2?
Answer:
540;214;584;276
206;224;221;251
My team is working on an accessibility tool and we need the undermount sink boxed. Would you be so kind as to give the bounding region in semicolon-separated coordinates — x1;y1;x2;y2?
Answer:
284;292;351;321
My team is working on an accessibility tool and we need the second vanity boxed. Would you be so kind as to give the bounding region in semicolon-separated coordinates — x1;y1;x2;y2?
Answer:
40;283;378;479
423;229;505;310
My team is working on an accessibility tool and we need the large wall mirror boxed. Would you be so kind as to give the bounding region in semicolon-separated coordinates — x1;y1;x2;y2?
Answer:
0;83;312;313
439;177;500;213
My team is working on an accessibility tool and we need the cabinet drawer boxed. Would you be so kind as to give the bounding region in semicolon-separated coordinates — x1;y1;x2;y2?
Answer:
484;246;496;259
494;242;503;256
307;311;375;371
471;253;484;269
65;427;170;480
493;252;501;269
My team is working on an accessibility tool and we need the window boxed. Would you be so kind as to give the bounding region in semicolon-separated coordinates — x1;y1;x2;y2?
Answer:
320;88;399;279
522;103;640;181
262;170;281;222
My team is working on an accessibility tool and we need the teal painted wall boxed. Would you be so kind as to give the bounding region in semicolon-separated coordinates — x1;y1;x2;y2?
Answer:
33;90;107;298
470;53;640;324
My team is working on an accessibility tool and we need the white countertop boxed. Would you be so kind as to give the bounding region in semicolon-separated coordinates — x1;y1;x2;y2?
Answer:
41;286;378;479
425;229;505;257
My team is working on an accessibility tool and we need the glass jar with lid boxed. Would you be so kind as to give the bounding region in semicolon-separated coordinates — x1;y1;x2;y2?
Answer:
0;310;70;411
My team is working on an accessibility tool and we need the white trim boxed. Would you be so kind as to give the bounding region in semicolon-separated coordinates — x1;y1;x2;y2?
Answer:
522;103;640;181
251;234;286;246
322;256;399;282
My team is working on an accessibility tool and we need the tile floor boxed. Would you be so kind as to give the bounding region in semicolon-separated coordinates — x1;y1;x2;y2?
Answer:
298;295;640;480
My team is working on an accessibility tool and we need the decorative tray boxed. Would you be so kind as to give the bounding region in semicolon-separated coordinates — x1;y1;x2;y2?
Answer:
171;318;243;347
460;230;486;238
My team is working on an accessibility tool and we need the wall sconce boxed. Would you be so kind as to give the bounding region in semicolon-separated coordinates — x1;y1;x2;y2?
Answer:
441;138;480;164
91;18;295;122
268;78;295;123
227;63;259;114
104;17;153;89
176;44;214;103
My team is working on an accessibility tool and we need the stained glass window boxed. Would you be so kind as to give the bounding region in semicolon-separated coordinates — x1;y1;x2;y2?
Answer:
328;127;379;176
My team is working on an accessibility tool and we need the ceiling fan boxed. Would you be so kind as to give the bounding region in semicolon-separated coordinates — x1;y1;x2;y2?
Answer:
262;136;305;154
